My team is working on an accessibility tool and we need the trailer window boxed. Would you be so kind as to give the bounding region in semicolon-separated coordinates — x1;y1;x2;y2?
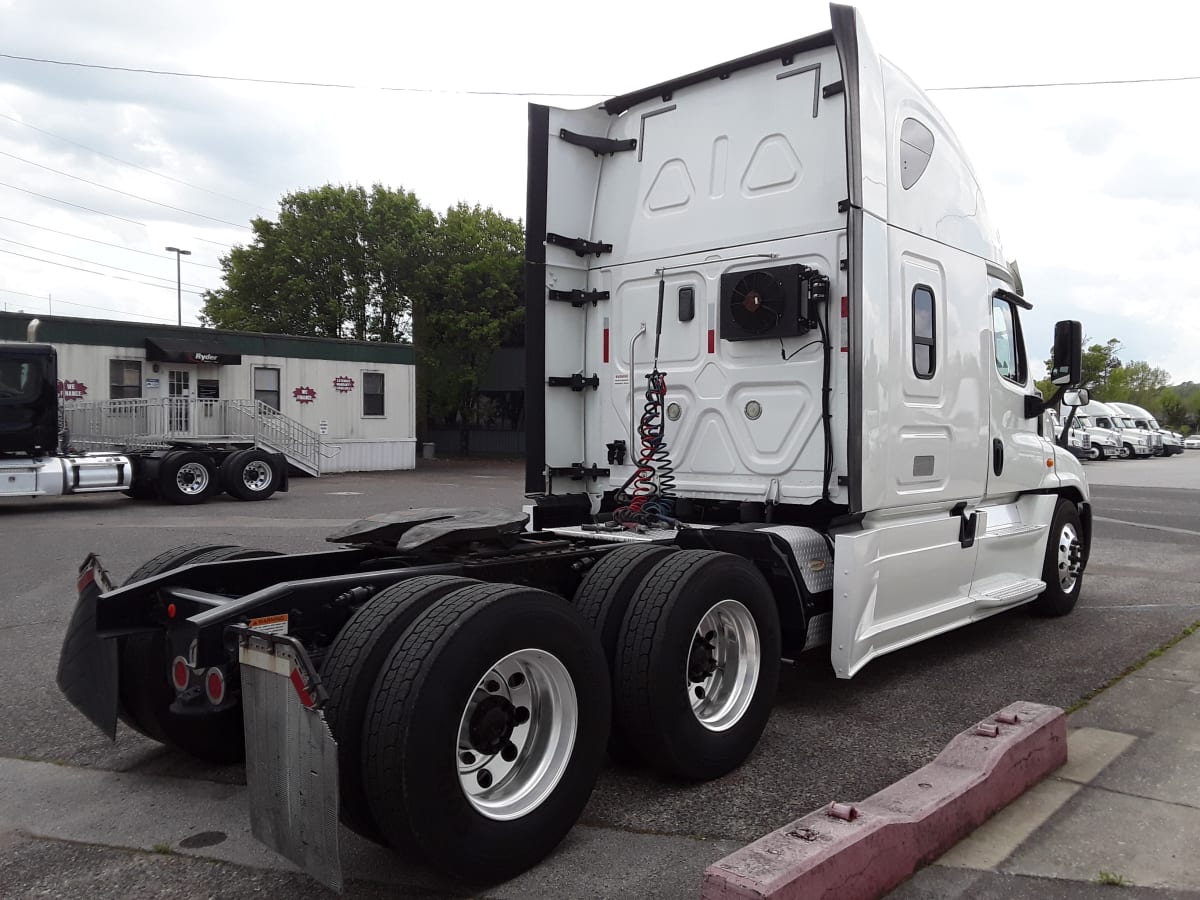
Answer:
363;371;385;417
109;360;142;399
254;367;280;412
991;298;1027;385
912;285;936;378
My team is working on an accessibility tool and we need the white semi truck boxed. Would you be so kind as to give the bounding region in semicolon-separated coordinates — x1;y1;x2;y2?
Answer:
1081;399;1152;459
57;5;1091;890
1110;401;1183;456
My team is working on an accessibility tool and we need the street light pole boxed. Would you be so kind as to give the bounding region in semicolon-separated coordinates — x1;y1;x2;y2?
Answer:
164;246;191;326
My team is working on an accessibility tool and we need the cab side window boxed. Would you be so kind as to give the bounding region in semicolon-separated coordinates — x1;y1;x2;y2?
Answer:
991;297;1027;385
912;285;936;379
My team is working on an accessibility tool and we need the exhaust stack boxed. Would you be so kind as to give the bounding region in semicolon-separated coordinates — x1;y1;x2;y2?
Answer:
27;318;40;342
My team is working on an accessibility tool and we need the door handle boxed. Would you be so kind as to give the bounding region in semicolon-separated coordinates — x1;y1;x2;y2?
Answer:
992;438;1004;476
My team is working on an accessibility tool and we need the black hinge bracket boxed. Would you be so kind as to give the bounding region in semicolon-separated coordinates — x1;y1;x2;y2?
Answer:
548;463;611;481
548;373;600;391
546;232;612;258
950;501;978;549
838;198;850;213
823;80;845;98
840;258;848;271
548;288;610;307
559;129;637;156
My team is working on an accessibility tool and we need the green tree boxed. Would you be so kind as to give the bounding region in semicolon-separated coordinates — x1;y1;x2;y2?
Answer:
200;184;434;341
413;203;524;452
1158;388;1186;428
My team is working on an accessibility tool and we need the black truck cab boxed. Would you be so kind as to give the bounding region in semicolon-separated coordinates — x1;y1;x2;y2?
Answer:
0;343;58;456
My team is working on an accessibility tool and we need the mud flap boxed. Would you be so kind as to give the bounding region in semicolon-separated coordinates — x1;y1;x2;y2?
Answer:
235;626;342;893
56;554;119;739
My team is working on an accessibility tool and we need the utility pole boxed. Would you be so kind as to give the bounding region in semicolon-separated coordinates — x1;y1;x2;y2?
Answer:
164;246;191;326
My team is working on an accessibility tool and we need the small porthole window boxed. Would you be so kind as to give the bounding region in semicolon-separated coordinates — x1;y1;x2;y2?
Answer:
912;285;935;379
900;118;934;190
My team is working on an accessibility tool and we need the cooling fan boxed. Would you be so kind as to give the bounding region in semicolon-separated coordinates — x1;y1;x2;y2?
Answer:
719;264;805;342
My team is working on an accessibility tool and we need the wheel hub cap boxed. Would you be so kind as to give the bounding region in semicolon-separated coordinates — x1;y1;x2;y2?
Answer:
687;599;761;733
1057;523;1082;591
468;695;516;755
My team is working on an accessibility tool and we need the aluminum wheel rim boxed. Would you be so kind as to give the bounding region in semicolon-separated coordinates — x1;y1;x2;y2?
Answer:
242;460;273;491
456;648;577;821
176;462;209;495
687;599;761;732
1057;522;1082;593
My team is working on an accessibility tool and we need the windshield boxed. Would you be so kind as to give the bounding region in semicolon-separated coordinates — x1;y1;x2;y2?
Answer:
1121;417;1137;428
1149;418;1161;430
0;356;42;401
1076;415;1093;427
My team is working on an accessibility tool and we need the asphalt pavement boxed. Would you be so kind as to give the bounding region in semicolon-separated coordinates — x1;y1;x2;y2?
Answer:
2;452;1199;898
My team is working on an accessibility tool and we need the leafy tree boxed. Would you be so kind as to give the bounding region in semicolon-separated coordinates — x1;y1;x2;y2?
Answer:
413;203;524;452
1158;388;1186;428
200;184;434;341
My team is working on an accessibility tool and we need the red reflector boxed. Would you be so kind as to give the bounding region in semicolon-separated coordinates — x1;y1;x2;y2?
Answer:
166;603;177;619
707;329;715;353
77;568;95;594
289;667;315;708
841;296;849;317
172;658;189;691
603;327;610;363
205;668;226;705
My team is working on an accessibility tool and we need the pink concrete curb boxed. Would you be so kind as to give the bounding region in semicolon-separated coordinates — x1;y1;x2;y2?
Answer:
701;701;1067;900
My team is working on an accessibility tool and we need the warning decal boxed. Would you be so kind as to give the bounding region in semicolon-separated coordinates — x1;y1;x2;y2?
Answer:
248;613;289;635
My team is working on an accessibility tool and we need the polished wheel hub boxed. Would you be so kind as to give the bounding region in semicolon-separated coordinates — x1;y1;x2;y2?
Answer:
687;599;761;733
1057;522;1082;592
456;648;577;821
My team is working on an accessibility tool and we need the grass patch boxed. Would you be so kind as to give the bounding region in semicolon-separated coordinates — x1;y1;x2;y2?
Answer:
1066;618;1200;714
1095;870;1132;886
151;843;175;855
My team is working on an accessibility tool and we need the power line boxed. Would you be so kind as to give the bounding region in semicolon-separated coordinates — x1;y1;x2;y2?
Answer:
0;111;275;214
927;74;1200;91
4;50;1200;95
194;236;236;249
0;235;210;289
0;149;251;229
0;287;177;322
0;215;223;269
0;52;608;97
0;246;205;294
0;180;145;226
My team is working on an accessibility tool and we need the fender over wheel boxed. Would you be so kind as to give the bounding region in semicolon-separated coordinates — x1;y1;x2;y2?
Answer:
1029;499;1084;617
319;574;479;842
613;549;781;780
362;583;609;883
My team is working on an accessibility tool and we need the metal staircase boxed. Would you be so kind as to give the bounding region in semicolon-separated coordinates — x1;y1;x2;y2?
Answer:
63;397;326;476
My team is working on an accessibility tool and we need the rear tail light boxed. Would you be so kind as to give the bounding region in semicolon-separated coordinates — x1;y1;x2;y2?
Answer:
171;657;190;691
204;667;226;705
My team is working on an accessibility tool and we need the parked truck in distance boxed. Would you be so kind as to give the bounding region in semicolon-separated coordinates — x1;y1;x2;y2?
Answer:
1;331;288;503
57;4;1091;891
1080;399;1152;459
1109;401;1183;456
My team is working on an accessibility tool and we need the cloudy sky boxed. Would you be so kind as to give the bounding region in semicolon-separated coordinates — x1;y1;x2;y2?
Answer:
1;1;1198;382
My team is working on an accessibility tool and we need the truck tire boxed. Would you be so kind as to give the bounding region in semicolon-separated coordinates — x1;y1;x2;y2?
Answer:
613;550;781;780
571;543;675;762
158;450;218;504
1029;500;1084;618
363;583;609;883
118;545;280;763
320;574;479;842
220;449;280;501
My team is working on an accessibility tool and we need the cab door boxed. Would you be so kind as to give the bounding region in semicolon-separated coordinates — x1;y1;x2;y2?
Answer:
984;280;1053;501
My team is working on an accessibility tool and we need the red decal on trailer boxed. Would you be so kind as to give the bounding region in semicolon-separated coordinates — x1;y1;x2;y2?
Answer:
708;329;716;353
603;328;610;363
289;667;315;708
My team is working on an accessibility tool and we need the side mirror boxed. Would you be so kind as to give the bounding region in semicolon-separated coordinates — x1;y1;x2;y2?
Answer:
1051;320;1083;386
1063;388;1089;407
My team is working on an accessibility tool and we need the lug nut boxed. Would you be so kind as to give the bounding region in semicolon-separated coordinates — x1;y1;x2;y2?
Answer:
501;741;518;762
477;769;493;788
513;706;530;725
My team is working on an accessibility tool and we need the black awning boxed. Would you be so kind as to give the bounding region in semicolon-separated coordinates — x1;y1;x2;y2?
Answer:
145;338;242;365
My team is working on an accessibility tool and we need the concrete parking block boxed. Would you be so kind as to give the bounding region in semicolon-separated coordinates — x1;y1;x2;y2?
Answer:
701;702;1066;900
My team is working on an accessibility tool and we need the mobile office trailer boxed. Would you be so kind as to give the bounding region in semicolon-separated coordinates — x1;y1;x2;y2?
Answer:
1109;400;1182;456
57;5;1091;890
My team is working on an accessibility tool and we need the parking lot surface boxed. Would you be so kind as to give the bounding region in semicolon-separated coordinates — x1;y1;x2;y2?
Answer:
2;453;1199;897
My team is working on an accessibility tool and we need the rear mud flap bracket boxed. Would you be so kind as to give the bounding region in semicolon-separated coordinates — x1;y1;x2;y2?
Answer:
234;626;342;893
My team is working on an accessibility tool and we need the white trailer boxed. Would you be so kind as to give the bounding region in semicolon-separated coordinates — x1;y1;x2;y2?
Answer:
57;4;1092;890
